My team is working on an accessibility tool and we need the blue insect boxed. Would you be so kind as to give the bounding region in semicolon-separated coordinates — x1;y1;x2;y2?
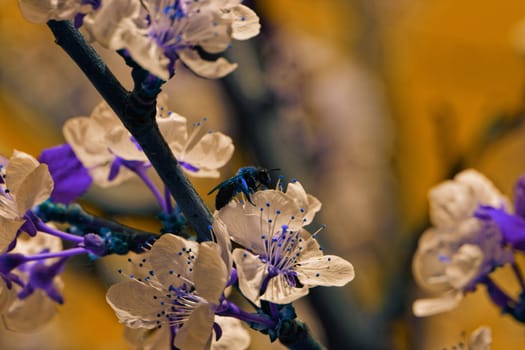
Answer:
208;166;278;210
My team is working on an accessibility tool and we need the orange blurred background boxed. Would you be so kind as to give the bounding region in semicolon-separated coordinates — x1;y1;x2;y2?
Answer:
2;0;525;348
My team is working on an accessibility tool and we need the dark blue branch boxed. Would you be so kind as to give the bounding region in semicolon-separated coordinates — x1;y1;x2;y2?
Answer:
46;20;212;242
36;201;157;254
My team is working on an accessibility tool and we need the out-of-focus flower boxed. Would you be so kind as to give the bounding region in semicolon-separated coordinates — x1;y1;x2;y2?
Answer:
0;151;53;253
62;96;234;187
468;326;492;350
18;0;101;26
427;169;506;229
106;234;230;349
124;315;250;350
83;0;260;80
213;181;355;306
1;232;64;332
412;170;513;316
442;326;492;350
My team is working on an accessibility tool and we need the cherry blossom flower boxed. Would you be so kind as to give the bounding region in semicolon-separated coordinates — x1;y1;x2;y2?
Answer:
0;151;53;253
1;232;64;332
18;0;101;26
83;0;260;80
412;170;513;316
213;181;355;306
106;234;231;349
62;96;234;187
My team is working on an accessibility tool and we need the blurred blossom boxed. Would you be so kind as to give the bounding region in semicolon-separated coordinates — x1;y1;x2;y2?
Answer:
106;234;230;350
62;94;234;188
428;170;508;229
1;232;64;332
213;181;355;306
468;326;492;350
83;0;260;80
412;170;513;316
18;0;101;25
0;150;53;253
265;32;396;260
442;326;492;350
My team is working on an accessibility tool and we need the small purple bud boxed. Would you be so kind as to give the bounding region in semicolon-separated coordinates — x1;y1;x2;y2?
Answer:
83;233;108;256
0;254;26;274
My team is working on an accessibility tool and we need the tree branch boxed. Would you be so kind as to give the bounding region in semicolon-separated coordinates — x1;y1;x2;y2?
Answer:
46;20;212;242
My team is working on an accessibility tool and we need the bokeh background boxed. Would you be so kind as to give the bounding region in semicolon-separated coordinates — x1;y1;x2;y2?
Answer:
2;0;525;348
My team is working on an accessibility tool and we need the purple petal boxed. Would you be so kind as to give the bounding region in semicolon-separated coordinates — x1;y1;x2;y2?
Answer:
83;233;108;256
38;144;92;204
24;257;67;304
515;175;525;219
0;254;26;274
475;205;525;250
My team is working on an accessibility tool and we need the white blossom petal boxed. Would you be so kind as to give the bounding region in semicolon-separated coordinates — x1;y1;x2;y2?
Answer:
230;5;261;40
105;128;146;161
124;326;170;350
0;217;25;253
260;274;309;305
149;234;199;288
181;132;234;178
0;279;16;314
232;248;266;306
296;255;355;287
429;169;507;228
412;291;463;317
18;0;94;23
63;117;113;168
2;290;58;332
106;280;165;329
174;304;215;350
179;49;238;79
445;244;483;290
194;242;228;304
210;218;233;278
158;112;188;155
214;206;266;253
285;181;321;225
5;150;40;196
14;163;53;215
82;0;142;48
212;316;251;350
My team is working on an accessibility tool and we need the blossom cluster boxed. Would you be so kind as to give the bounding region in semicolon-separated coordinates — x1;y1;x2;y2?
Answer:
11;0;508;348
19;0;260;80
107;180;354;348
0;119;355;349
412;169;525;324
